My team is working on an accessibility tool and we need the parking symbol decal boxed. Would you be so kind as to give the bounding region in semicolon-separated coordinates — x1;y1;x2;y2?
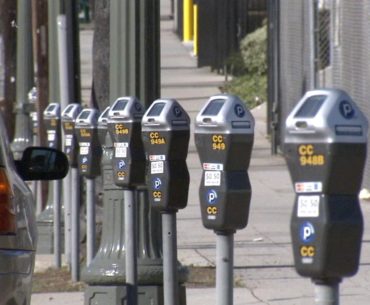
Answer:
339;100;355;119
234;104;245;117
153;177;162;190
300;221;315;243
207;189;218;204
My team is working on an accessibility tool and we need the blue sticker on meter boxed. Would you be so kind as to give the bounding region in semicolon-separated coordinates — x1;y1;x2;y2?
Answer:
234;104;245;118
207;189;218;204
153;177;162;190
339;100;355;119
300;222;315;243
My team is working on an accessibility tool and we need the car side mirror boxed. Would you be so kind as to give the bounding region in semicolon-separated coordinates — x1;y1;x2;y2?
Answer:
16;147;69;181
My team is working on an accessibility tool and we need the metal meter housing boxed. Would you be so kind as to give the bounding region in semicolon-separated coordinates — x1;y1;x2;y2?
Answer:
194;94;255;233
107;97;146;188
284;89;368;280
75;108;102;179
141;99;190;212
43;103;61;149
97;106;110;146
61;104;82;167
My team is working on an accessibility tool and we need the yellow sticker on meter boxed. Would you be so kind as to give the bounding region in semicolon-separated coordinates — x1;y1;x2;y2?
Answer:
298;144;325;166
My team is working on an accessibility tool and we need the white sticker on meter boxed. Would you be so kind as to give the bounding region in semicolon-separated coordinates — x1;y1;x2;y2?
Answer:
149;155;166;161
151;161;164;174
204;171;221;186
65;136;72;147
80;147;89;155
114;142;128;158
203;163;223;171
47;132;56;142
295;182;322;193
297;195;320;217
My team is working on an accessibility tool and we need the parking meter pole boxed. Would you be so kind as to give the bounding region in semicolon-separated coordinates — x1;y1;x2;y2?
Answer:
162;212;179;305
86;178;96;266
124;189;138;305
71;167;81;281
53;180;62;267
63;171;72;265
314;282;339;305
216;233;233;305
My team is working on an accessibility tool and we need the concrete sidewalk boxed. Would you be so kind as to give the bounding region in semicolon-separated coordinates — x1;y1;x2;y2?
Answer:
32;1;370;304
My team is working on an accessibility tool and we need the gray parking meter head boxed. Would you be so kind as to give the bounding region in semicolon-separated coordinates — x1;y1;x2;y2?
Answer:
75;108;102;178
194;94;255;233
97;106;110;145
61;104;82;166
43;103;61;149
284;89;368;281
285;89;368;144
284;88;368;194
141;99;190;212
107;97;146;188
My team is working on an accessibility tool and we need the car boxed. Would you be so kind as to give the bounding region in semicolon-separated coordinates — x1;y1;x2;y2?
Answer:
0;117;68;305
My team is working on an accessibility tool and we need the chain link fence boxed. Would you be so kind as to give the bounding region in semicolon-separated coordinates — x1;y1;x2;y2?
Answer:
273;0;370;187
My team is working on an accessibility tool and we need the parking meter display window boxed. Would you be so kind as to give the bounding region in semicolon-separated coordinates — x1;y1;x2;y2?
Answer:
294;95;326;118
46;105;56;112
147;102;166;116
112;100;128;111
202;99;225;115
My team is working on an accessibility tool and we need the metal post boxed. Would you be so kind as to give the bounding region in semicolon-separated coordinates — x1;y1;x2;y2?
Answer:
71;167;81;281
63;170;72;264
216;233;234;305
308;0;317;89
11;0;34;160
314;282;339;305
124;190;137;305
53;180;62;267
86;178;96;266
162;213;179;305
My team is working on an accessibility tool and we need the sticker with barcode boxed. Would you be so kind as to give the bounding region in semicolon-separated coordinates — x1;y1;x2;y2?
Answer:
151;161;164;174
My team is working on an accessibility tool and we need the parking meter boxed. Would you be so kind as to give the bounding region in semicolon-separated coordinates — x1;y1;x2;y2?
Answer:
284;89;368;281
194;94;255;233
98;106;110;145
107;97;146;188
61;104;82;167
43;103;61;149
75;108;102;179
141;99;190;212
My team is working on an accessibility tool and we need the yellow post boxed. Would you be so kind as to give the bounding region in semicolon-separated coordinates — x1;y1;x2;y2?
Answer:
193;4;198;55
183;0;193;42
